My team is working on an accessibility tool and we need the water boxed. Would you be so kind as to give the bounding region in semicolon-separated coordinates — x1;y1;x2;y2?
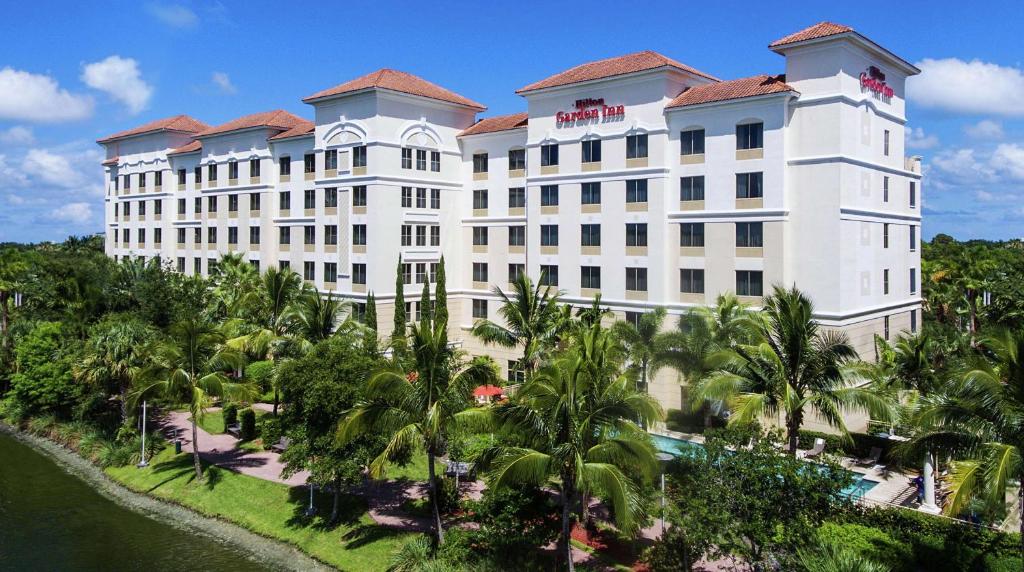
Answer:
651;433;880;498
0;432;274;572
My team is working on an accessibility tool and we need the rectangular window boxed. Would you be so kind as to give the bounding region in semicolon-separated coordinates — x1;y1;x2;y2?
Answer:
415;263;427;284
430;188;440;209
175;169;185;185
155;171;162;187
626;223;648;247
401;148;412;169
353;185;367;207
303;225;315;245
883;176;890;202
581;139;601;163
910;309;918;333
250;158;261;178
401;187;412;208
228;194;238;212
352;263;367;284
304;261;315;281
508;263;525;283
207;227;216;244
680;128;705;155
540;224;559;246
581;224;601;247
154;200;162;215
473;262;488;283
325;149;337;171
279;156;291;176
228;227;239;245
508;226;525;246
680;269;705;293
416;225;427;246
626;179;648;203
679;176;705;202
177;257;185;272
581;182;601;205
249;226;260;245
884;316;890;340
883;269;890;295
540;265;559;286
736;270;764;297
736;172;764;199
430;262;439;283
154;228;162;244
680;223;705;247
581;266;601;289
324;225;338;245
352;145;366;168
193;227;200;244
430;226;440;246
208;163;217;182
279;260;290;271
124;202;131;216
509;187;525;209
324;187;337;208
541;185;559;206
472;227;488;246
472;299;488;319
401;225;412;246
401;264;412;285
430;151;440;172
139;172;146;188
304;189;315;209
207;195;217;213
626;133;648;159
279;191;290;210
177;228;186;244
416;149;427;171
279;226;290;245
910;226;917;251
884;130;890;156
473;189;488;210
122;174;130;190
250;260;260;273
736;122;764;150
626;267;648;292
883;223;890;248
508;360;526;385
194;166;202;184
910;181;917;208
910;268;917;294
177;198;186;214
541;144;559;166
324;263;337;283
139;201;147;215
303;153;315;174
736;222;764;248
473;153;488;173
352;224;366;245
250;193;261;211
508;148;526;171
228;161;238;180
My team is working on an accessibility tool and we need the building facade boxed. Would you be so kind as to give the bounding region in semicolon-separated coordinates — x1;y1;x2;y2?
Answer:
99;22;922;414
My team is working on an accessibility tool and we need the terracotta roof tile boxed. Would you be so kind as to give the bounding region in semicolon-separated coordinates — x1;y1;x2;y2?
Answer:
101;156;119;166
304;69;485;110
517;50;718;94
667;74;796;109
769;22;854;48
197;110;308;138
269;120;315;141
459;112;528;137
168;140;202;155
97;115;209;144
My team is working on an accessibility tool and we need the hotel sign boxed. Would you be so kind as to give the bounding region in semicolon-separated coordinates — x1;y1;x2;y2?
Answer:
555;97;625;124
860;66;894;98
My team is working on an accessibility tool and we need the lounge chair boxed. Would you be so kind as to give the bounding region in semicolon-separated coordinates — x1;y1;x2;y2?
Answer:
799;438;826;459
226;424;241;438
270;436;291;453
858;447;883;466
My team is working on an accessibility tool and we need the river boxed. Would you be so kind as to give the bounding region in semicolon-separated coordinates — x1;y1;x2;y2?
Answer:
0;431;277;571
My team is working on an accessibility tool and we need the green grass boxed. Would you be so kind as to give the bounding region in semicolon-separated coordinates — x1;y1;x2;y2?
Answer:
189;409;265;436
383;452;430;482
107;446;415;571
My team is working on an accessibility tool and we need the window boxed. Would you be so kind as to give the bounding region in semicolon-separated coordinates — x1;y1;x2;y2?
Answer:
352;145;367;168
352;263;366;284
626;133;648;159
883;223;890;248
401;225;412;246
430;151;440;172
472;299;488;319
304;261;315;281
910;309;918;333
541;185;559;206
680;128;705;155
736;172;764;199
250;226;260;245
304;189;315;209
250;193;261;211
416;149;427;171
581;182;601;205
123;229;129;243
883;176;889;202
736;270;763;297
228;194;239;212
680;223;705;247
324;263;337;283
279;226;290;245
304;225;315;245
473;227;488;246
324;225;338;245
883;130;890;156
626;223;647;247
279;156;291;176
324;188;337;208
139;172;146;188
193;227;200;243
153;172;164;188
279;260;290;271
352;224;366;245
581;139;601;163
228;227;239;245
508;226;525;246
194;166;202;184
626;267;647;292
279;191;291;211
581;224;601;247
910;268;917;295
884;316;890;340
208;163;217;182
325;150;337;171
208;258;217;274
736;122;764;150
736;222;763;248
139;201;147;215
430;226;440;246
228;161;239;180
540;265;559;286
473;189;488;210
473;262;489;282
177;199;187;214
509;187;525;209
250;260;260;273
581;266;601;289
626;179;648;203
401;148;412;169
353;186;367;207
207;195;217;213
416;263;427;284
250;158;261;178
155;200;163;216
680;176;705;202
473;153;488;173
177;228;186;244
416;225;427;246
177;257;185;272
883;269;890;295
508;360;525;385
680;269;705;293
207;227;217;244
303;154;315;174
154;228;162;244
540;224;559;246
910;226;917;251
909;181;917;208
508;148;525;171
508;263;525;283
123;174;130;190
401;187;412;208
430;188;440;209
625;312;643;328
541;143;559;166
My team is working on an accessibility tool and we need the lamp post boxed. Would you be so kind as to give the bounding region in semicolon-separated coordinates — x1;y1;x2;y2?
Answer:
305;482;316;517
656;452;674;537
136;400;149;468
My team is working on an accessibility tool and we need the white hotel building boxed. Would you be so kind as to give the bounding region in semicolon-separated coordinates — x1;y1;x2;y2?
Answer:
100;22;922;412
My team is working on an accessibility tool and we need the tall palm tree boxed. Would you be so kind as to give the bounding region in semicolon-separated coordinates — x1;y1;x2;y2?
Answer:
695;286;895;455
612;307;669;397
75;316;155;423
902;329;1024;556
210;252;260;318
131;318;253;480
484;323;662;571
471;271;567;373
290;290;357;345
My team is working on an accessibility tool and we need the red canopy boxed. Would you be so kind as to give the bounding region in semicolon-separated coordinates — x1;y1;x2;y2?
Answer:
473;385;504;397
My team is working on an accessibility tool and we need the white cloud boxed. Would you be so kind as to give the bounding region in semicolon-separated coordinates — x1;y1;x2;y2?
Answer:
964;119;1005;140
931;143;1024;188
0;67;94;122
931;148;997;183
23;149;87;188
81;56;153;114
992;144;1024;180
910;58;1024;116
148;3;198;28
211;71;237;94
0;154;28;187
0;126;34;145
906;127;939;150
47;202;94;225
5;194;26;205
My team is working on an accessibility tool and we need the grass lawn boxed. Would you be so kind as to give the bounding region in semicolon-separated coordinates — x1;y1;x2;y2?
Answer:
107;446;415;571
383;451;430;482
189;408;266;437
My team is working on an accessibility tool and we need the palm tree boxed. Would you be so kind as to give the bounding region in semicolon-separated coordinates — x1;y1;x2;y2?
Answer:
798;538;890;572
210;252;260;318
131;318;253;479
611;307;669;396
471;271;567;373
75;316;155;423
290;290;357;345
902;329;1024;556
484;323;662;571
695;286;895;455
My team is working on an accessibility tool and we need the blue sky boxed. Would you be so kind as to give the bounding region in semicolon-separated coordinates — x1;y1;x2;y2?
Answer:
1;0;1022;243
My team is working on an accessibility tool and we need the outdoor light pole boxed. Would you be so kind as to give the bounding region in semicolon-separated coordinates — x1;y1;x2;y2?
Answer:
136;400;148;468
656;452;673;537
305;483;316;517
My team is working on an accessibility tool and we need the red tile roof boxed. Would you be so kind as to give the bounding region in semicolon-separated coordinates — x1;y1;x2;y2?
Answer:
667;74;795;109
97;114;209;144
517;50;718;94
101;157;119;166
196;110;308;138
459;112;528;137
303;69;485;110
168;140;202;155
269;120;315;141
769;22;854;48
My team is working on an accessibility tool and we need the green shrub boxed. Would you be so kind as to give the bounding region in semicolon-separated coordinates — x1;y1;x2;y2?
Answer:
223;403;239;427
257;415;282;448
239;408;257;440
817;522;913;571
245;361;274;393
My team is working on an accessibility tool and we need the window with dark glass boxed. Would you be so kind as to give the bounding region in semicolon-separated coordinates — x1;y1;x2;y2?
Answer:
250;158;261;178
401;148;412;169
581;139;601;163
193;227;200;243
194;166;202;183
736;122;763;150
910;268;917;294
279;156;291;176
178;168;186;185
473;226;488;245
416;188;427;209
430;226;440;246
279;260;290;271
541;185;559;206
416;149;427;171
353;186;367;207
910;181;917;208
508;226;525;246
581;182;601;205
155;200;162;215
883;223;890;248
228;194;238;212
304;189;315;209
540;265;559;286
304;261;315;281
581;224;600;247
910;226;917;251
324;263;337;283
736;172;763;199
736;222;763;248
401;225;411;246
303;225;315;245
415;263;427;284
509;187;525;209
581;266;601;289
154;228;162;243
250;226;260;245
177;228;186;244
324;225;338;245
541;143;559;166
325;149;337;171
540;224;558;246
353;224;366;245
352;145;366;168
626;267;647;291
883;176;889;202
626;179;648;203
473;262;488;282
626;223;647;247
416;225;426;246
430;151;440;172
279;191;290;210
139;172;146;188
208;163;217;182
626;133;648;159
303;153;315;174
508;148;526;170
279;226;290;245
207;227;216;244
472;299;487;319
352;263;366;284
401;187;412;208
207;195;217;212
736;270;763;296
250;193;261;211
473;153;488;173
508;263;525;283
883;269;890;295
138;229;146;243
681;176;705;201
228;161;239;180
139;201;147;215
680;128;705;155
431;188;440;209
680;269;704;293
884;130;890;156
228;227;238;244
155;171;162;187
325;187;337;208
680;223;705;247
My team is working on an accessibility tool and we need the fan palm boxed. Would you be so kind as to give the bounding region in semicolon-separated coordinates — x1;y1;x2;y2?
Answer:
695;286;895;454
210;252;260;318
290;290;358;345
131;318;253;480
74;316;155;423
611;307;669;396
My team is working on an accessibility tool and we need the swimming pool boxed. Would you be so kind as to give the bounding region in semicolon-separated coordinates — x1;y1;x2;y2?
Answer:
650;433;879;499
